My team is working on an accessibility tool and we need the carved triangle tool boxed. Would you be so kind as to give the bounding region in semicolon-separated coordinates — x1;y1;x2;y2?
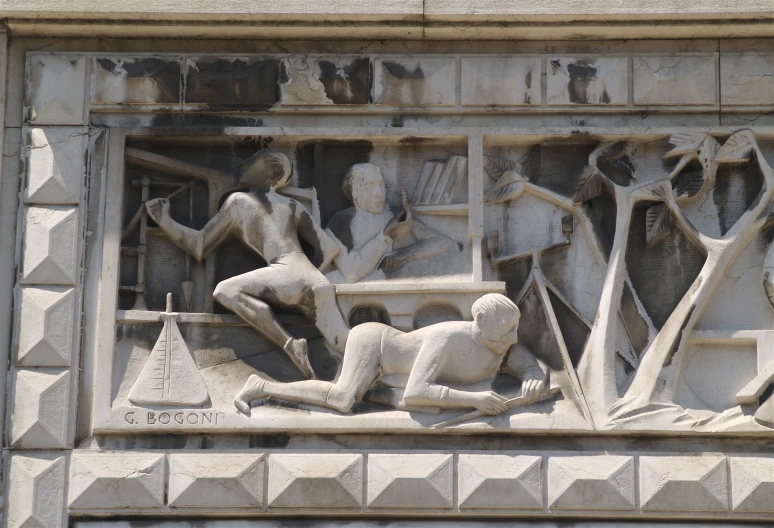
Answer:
128;293;209;407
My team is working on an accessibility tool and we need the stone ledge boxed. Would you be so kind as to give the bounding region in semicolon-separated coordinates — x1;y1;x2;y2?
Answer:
61;451;774;519
5;4;774;40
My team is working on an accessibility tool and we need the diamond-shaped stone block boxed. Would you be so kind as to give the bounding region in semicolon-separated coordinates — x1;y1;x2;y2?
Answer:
25;127;85;204
69;453;166;510
640;456;728;512
27;54;87;124
16;287;75;367
20;205;79;285
169;453;264;508
374;58;455;106
268;453;362;509
368;454;453;509
548;456;635;511
458;454;543;510
730;457;774;513
10;369;70;449
7;453;66;528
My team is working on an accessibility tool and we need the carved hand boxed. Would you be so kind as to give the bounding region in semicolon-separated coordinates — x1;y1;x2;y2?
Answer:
520;378;545;404
470;391;509;415
145;197;170;225
383;189;413;240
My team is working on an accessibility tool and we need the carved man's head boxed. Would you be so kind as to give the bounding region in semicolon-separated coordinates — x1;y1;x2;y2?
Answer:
342;163;386;214
471;293;521;351
240;148;293;190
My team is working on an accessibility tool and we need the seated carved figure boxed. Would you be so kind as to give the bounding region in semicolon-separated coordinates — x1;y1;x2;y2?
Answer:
325;162;459;284
235;293;546;415
145;149;348;380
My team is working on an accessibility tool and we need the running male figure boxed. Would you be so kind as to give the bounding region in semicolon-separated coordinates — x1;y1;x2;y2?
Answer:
234;293;547;415
145;149;354;379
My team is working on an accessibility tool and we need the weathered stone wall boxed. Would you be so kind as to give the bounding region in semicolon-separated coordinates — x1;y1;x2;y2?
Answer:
1;25;774;528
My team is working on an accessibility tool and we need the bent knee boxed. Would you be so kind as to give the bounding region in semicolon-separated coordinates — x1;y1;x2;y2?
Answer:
310;279;335;299
213;279;240;306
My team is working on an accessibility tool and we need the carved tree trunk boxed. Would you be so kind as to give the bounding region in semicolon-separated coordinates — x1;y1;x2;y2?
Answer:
618;130;774;414
577;191;633;426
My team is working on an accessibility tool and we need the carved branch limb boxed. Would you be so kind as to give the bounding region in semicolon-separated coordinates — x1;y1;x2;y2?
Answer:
618;130;774;413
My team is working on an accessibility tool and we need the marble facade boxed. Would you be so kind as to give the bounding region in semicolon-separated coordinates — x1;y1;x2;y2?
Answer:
1;8;774;527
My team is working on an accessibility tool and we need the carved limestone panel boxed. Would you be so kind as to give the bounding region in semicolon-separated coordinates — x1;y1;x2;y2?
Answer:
82;126;774;437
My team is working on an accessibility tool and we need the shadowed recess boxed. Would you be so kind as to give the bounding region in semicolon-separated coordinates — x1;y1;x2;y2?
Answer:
547;289;589;368
713;161;764;236
626;202;706;329
295;140;373;226
582;186;617;258
529;141;598;197
516;282;564;371
620;282;652;355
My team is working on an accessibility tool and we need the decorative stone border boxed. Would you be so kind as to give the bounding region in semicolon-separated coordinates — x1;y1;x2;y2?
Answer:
7;451;773;524
21;51;757;118
6;41;774;528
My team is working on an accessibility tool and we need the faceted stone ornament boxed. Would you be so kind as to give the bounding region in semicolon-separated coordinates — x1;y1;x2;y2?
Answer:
640;456;728;511
548;456;635;510
730;457;774;513
10;369;70;449
69;453;166;509
20;206;79;285
268;453;362;509
367;454;453;509
458;454;542;510
6;453;66;528
169;453;264;508
16;287;75;367
26;55;87;125
374;58;455;106
25;127;85;204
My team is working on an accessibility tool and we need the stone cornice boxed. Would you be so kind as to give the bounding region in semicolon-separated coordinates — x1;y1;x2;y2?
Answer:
1;1;774;39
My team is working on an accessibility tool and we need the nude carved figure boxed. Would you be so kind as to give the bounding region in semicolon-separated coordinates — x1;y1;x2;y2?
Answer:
145;149;348;379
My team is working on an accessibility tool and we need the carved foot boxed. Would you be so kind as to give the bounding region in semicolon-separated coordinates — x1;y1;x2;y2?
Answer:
285;338;316;380
234;373;271;415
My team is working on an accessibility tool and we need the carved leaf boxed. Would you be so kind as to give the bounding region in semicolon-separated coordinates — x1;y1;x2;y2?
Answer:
573;166;607;204
484;171;526;203
715;131;756;164
484;151;516;180
663;132;709;160
645;203;671;247
764;272;774;308
673;169;705;198
518;145;542;182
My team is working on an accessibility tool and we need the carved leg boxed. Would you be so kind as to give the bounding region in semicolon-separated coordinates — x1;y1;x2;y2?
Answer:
234;372;332;414
308;280;350;354
237;293;315;379
235;323;384;414
212;270;316;379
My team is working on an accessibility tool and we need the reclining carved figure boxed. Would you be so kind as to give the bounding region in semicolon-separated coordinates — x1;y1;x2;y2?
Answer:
235;293;547;415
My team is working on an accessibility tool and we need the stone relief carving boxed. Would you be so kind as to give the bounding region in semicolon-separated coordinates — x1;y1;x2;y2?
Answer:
234;293;550;419
98;129;774;433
